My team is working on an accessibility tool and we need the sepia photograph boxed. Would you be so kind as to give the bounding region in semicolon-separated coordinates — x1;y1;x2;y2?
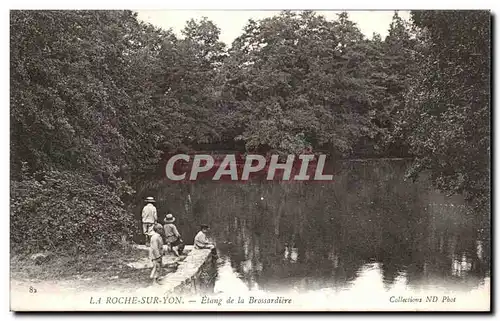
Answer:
9;8;491;312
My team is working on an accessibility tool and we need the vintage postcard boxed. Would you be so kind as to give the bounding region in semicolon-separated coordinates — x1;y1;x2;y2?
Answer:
10;9;491;312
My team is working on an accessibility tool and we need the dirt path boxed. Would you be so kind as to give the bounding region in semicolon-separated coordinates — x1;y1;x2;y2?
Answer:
9;244;200;311
10;265;159;307
10;275;176;311
11;278;130;295
10;245;185;298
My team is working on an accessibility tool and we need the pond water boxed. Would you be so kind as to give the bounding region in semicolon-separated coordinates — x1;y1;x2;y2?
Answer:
137;159;490;296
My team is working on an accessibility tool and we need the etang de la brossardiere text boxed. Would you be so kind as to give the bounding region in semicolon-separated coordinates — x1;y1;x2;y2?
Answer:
90;295;292;305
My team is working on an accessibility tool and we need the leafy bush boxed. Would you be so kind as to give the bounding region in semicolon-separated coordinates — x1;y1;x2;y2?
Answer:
11;170;134;253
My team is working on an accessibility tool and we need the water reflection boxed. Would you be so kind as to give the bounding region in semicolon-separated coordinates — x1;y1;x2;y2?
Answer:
139;159;490;294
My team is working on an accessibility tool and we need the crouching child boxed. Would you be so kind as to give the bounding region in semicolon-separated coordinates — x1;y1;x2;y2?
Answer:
149;223;164;284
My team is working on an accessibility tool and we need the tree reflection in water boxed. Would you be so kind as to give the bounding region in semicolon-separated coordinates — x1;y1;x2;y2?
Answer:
137;159;490;293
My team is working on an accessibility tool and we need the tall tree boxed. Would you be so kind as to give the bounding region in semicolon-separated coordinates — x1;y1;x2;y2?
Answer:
373;11;416;156
399;10;490;212
10;11;170;185
10;10;177;251
220;11;378;156
153;17;227;148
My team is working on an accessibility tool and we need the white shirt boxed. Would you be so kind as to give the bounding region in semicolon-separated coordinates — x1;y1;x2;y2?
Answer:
141;203;157;223
194;231;212;249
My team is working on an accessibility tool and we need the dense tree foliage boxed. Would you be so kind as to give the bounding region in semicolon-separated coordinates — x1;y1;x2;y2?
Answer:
10;10;490;253
10;11;225;251
219;11;383;156
398;11;490;213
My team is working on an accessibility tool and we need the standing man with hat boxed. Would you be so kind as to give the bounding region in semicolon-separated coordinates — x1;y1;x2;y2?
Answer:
142;196;157;245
